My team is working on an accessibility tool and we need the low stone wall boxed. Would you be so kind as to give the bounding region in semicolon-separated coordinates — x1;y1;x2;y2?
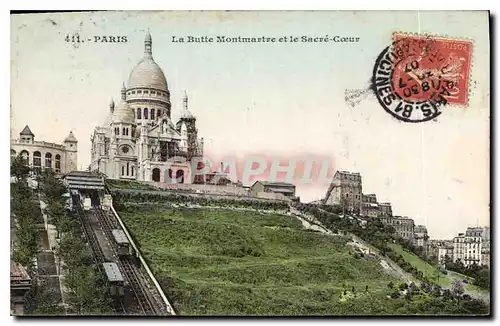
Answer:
143;181;250;196
256;191;290;201
112;188;289;204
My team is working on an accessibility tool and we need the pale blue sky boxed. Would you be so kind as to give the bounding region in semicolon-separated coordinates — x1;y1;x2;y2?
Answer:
11;11;490;239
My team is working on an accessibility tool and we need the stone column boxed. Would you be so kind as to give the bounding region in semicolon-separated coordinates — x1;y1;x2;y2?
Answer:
184;166;192;184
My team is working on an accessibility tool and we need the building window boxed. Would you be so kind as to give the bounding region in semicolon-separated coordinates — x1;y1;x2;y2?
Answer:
45;153;52;169
132;91;136;94
137;90;142;94
152;168;160;182
131;166;134;177
20;150;29;166
121;165;125;176
126;162;130;176
123;127;126;135
137;108;142;119
151;108;155;120
151;91;156;95
144;108;148;119
33;151;42;169
144;90;149;94
55;154;61;173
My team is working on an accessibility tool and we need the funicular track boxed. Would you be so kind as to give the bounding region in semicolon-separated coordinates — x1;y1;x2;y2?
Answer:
92;204;157;315
71;195;126;314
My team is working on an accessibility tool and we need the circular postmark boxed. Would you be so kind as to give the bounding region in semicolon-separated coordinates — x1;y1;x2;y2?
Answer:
371;34;470;123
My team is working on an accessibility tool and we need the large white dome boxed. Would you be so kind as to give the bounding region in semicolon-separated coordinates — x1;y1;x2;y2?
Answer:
127;58;168;91
127;32;168;91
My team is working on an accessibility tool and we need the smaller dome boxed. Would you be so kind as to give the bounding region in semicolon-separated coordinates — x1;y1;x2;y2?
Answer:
64;131;78;143
180;109;195;119
112;99;135;124
180;91;195;120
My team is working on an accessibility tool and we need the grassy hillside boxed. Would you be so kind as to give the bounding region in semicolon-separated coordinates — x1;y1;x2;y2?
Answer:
116;200;489;316
119;205;401;315
388;244;489;300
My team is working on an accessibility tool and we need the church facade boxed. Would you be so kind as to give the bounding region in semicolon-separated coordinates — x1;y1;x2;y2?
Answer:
90;32;204;183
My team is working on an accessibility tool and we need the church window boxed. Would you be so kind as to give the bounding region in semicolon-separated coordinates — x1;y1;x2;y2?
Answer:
122;146;129;154
151;109;155;120
123;127;126;135
121;165;125;176
157;109;161;118
137;108;142;119
144;108;148;119
137;90;142;94
151;91;156;95
132;91;136;94
127;162;130;176
131;166;135;176
144;90;149;94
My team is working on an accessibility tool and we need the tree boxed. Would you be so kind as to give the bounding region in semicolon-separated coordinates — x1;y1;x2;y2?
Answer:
452;279;465;297
64;266;112;315
11;181;38;271
11;154;31;181
474;268;490;290
39;169;67;203
26;281;63;315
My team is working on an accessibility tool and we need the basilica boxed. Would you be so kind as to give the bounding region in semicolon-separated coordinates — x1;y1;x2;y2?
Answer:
90;32;204;183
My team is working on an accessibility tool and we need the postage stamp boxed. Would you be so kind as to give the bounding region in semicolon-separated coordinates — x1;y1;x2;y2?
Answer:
371;33;473;123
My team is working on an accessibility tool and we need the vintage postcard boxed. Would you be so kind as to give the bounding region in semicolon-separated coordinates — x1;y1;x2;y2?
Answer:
10;11;490;316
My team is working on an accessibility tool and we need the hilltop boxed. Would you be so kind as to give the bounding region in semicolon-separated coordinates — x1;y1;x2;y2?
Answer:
109;182;490;316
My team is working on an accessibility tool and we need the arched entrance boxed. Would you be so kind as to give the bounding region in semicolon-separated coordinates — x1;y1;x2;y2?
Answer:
33;151;42;172
175;169;185;184
55;154;61;173
45;153;52;169
165;168;173;183
152;168;160;182
19;150;29;166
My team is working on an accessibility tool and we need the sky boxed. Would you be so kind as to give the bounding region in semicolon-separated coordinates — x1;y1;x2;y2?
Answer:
10;11;490;239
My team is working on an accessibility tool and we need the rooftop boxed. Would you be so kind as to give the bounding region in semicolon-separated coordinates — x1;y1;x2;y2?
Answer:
102;262;124;282
267;187;294;194
11;262;31;282
112;229;129;244
19;125;34;137
254;181;296;187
